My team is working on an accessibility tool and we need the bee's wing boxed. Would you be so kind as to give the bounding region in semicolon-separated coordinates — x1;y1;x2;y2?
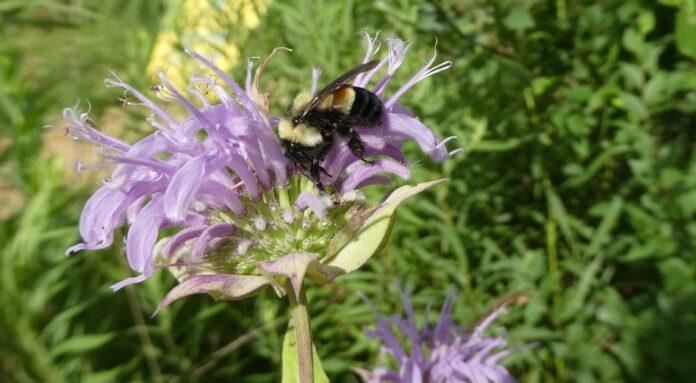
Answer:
299;60;379;117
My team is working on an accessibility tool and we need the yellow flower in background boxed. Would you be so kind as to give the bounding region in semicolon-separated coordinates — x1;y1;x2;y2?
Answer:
147;0;266;90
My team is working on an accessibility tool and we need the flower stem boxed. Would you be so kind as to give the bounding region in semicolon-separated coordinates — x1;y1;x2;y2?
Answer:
287;281;313;383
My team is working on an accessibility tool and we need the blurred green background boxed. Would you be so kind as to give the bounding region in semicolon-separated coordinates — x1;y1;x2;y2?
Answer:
1;0;695;382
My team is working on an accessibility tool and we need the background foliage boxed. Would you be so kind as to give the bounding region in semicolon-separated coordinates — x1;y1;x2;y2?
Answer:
1;0;695;382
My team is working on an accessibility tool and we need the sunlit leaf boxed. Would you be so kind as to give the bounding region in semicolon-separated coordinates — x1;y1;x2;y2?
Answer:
282;321;330;383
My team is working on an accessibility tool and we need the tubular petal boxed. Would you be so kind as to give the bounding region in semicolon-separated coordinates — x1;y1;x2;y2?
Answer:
191;223;236;260
155;274;270;314
126;196;165;273
385;112;451;162
163;152;228;222
295;192;331;219
340;159;411;193
160;225;208;260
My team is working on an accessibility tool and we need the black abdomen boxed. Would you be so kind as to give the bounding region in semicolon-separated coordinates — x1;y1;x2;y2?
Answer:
348;87;383;127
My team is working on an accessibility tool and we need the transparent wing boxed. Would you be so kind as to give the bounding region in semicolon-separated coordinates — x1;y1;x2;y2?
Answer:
299;60;379;117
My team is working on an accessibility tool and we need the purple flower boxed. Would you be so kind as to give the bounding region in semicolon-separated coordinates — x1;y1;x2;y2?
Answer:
356;287;518;383
65;32;458;309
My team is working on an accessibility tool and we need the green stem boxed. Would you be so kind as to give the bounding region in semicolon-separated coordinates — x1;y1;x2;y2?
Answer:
287;281;313;383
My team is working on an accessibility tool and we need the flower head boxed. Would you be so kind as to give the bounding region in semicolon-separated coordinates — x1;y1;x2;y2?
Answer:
65;32;458;309
356;286;518;383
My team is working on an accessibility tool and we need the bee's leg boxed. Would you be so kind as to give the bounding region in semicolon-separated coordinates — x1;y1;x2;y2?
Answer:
317;164;332;177
314;137;334;177
292;158;320;188
295;164;312;182
346;129;375;164
309;163;325;192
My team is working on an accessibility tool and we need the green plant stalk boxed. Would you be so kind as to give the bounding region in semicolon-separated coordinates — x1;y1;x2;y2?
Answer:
287;280;313;383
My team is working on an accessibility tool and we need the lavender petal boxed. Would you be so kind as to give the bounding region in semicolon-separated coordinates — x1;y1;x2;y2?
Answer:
155;273;269;314
340;159;411;193
191;223;236;260
126;196;164;273
295;192;332;219
163;152;227;222
160;225;208;260
385;112;452;162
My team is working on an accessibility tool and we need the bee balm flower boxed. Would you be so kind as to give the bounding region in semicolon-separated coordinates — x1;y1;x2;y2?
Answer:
65;32;458;310
357;288;519;383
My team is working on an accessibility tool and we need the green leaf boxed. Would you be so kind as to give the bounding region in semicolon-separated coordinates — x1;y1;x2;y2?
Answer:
563;145;630;188
585;197;623;257
469;138;525;152
327;180;446;273
563;254;606;320
622;28;645;56
619;63;644;89
282;321;330;383
676;9;696;60
546;187;577;255
617;93;649;119
504;7;535;32
82;367;124;383
49;333;115;358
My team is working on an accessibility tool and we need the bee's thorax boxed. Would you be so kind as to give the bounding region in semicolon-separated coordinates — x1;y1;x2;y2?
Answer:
278;118;323;146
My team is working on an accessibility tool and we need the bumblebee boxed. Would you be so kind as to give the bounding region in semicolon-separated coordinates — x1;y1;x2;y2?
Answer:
278;60;383;190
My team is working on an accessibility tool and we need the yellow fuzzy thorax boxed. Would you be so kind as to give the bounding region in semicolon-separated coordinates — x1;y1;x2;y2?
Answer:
289;90;313;114
279;90;321;146
279;86;356;146
278;119;323;146
289;86;356;115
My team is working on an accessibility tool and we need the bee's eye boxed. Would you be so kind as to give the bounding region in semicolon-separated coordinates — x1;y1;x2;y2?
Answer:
292;117;301;126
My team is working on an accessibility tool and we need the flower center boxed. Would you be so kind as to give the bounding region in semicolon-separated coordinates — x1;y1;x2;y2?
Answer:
165;175;365;276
